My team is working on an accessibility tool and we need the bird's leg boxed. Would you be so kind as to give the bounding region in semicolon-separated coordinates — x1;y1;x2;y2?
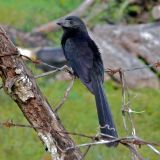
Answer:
63;66;74;76
64;66;79;79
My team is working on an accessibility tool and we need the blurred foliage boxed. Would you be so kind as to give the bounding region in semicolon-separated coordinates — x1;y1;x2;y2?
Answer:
0;0;82;31
0;0;82;45
0;0;159;44
97;0;160;24
0;0;160;160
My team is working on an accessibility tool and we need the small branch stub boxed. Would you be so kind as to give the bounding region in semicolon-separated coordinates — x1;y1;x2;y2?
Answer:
14;65;34;102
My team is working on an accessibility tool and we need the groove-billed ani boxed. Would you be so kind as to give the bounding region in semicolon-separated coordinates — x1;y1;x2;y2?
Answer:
57;16;118;146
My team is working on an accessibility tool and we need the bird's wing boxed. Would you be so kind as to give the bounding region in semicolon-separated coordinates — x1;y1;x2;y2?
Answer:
63;38;104;92
88;39;104;83
64;39;94;91
67;41;93;81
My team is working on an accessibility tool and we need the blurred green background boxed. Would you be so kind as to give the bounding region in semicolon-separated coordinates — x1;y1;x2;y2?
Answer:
0;0;160;160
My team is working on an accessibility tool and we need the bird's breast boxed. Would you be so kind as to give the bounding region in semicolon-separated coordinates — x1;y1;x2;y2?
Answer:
65;38;88;57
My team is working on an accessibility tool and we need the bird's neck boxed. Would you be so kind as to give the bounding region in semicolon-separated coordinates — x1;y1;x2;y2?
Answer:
62;29;89;45
65;28;88;38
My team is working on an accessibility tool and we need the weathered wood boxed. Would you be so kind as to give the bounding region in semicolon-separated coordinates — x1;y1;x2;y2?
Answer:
0;27;82;160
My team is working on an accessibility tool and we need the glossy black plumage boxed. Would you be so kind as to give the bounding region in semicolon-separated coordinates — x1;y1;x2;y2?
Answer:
58;16;118;146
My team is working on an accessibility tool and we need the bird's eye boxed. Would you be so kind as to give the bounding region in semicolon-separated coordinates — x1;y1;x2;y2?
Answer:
69;21;73;25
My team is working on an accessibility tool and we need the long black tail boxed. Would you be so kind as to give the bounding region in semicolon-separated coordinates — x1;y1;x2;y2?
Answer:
91;74;118;146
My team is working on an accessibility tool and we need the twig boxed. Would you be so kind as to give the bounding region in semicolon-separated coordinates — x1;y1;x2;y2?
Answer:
1;120;160;158
54;78;75;112
33;60;159;81
119;70;139;160
65;136;160;152
119;70;137;136
0;51;71;77
0;120;44;130
0;53;18;57
80;141;92;160
0;120;95;139
20;53;74;76
65;138;121;151
105;61;160;75
34;65;71;79
123;143;144;160
147;144;160;156
123;63;158;72
104;60;160;159
34;70;60;79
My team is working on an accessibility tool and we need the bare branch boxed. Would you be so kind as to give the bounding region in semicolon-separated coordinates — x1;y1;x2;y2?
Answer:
123;143;144;160
34;65;71;79
31;0;95;34
35;70;61;79
105;61;160;75
80;141;93;160
147;144;160;156
0;120;95;139
54;78;75;112
119;70;138;160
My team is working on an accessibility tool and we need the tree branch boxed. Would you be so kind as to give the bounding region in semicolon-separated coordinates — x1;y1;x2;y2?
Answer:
31;0;95;34
0;27;82;160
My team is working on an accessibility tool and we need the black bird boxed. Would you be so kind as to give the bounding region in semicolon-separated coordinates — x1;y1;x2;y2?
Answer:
57;16;118;146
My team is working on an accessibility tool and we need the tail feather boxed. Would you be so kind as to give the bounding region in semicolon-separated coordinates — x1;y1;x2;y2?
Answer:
91;74;118;146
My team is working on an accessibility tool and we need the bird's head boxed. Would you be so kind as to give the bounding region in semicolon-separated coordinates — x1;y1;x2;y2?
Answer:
57;16;87;32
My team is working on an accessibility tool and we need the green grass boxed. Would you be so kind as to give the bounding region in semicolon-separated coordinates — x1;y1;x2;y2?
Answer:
0;76;160;160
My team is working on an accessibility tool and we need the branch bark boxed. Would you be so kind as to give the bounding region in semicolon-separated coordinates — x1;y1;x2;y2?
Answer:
31;0;94;34
0;27;82;160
